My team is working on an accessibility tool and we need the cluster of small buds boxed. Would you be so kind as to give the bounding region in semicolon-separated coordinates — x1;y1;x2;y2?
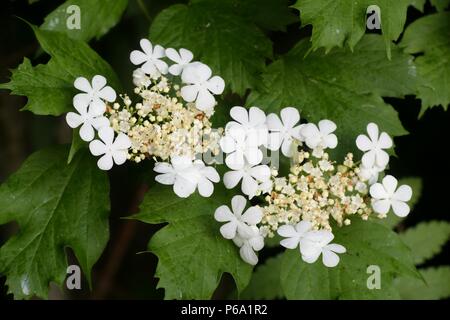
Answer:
260;149;374;237
105;75;222;163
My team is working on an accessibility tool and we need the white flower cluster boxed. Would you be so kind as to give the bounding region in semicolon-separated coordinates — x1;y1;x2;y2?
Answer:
65;39;226;199
215;107;413;268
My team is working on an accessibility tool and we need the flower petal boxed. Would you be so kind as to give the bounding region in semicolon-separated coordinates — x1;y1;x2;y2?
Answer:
281;138;294;157
79;123;95;142
323;133;337;149
168;64;183;76
322;249;340;267
180;85;198;102
73;94;90;114
195;88;215;111
98;126;115;145
180;48;193;62
154;59;168;74
361;150;376;168
295;220;313;235
154;162;173;174
326;243;346;254
130;50;148;65
141;60;158;76
89;140;106;156
197;176;214;197
266;113;283;131
206;76;225;94
173;177;196;198
249;107;266;126
97;153;114;171
367;123;379;142
249;165;270;182
155;172;176;185
356;134;372;151
231;195;247;217
375;149;390;167
98;86;116;102
140;39;153;55
66;112;83;129
241;174;258;198
244;147;263;166
249;234;264;251
372;199;391;214
241;206;262;225
318;119;336;134
91;75;107;91
113;133;132;150
280;237;301;249
220;221;237;239
112;150;128;165
280;107;300;129
201;166;220;182
393;185;412;202
165;48;181;63
391;200;410;217
74;77;91;93
225;150;245;170
240;243;258;265
378;132;393;149
277;224;298;238
267;132;282;151
223;170;243;189
153;44;165;59
214;205;234;222
382;175;398;196
370;183;389;199
182;62;212;84
91;116;110;130
230;106;249;125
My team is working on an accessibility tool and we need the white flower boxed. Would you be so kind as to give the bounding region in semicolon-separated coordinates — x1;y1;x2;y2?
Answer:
223;162;271;199
225;106;268;147
278;220;313;249
73;75;116;114
233;226;264;265
180;62;225;113
214;195;263;240
66;96;110;142
89;127;131;170
369;175;412;217
220;125;264;170
132;68;151;87
300;230;346;268
165;48;194;76
300;120;338;150
358;163;385;185
356;122;393;168
266;107;304;157
154;156;220;198
278;221;346;267
130;39;168;77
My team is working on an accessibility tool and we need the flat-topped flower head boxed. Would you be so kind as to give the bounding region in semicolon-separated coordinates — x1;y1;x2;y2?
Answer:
356;122;393;168
300;120;338;150
165;48;194;76
266;107;304;157
370;175;412;217
66;97;109;142
154;156;220;198
89;126;131;170
180;62;225;113
223;162;271;199
74;75;116;114
214;195;263;239
233;226;264;265
130;39;168;77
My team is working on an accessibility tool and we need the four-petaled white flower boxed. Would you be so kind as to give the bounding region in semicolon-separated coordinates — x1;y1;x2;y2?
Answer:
300;120;338;150
369;175;412;217
165;48;194;76
130;39;168;77
74;75;116;114
266;107;304;157
66;96;110;142
356;122;393;168
233;226;264;265
223;162;271;199
300;230;346;268
180;62;225;113
278;220;346;267
154;156;220;198
214;195;263;240
89;126;131;171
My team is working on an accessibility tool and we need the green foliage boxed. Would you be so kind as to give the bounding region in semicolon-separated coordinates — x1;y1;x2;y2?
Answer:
41;0;128;41
401;12;450;115
0;147;110;299
280;219;418;299
0;25;120;116
248;35;413;158
400;221;450;265
291;0;412;58
149;1;273;95
133;184;253;299
395;266;450;299
241;254;284;299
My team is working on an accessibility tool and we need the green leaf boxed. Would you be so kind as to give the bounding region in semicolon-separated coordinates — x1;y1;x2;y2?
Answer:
191;0;298;32
395;266;450;300
133;184;253;299
241;254;284;299
41;0;128;41
248;35;413;159
149;2;273;95
400;221;450;265
401;12;450;116
280;219;418;299
377;177;423;229
0;25;120;116
291;0;412;58
68;129;86;164
0;146;110;299
431;0;450;11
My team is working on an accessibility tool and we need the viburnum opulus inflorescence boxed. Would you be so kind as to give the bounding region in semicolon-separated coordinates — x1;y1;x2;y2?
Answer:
64;38;413;269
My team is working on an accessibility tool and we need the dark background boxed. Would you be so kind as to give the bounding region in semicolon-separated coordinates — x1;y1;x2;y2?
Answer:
0;0;448;299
